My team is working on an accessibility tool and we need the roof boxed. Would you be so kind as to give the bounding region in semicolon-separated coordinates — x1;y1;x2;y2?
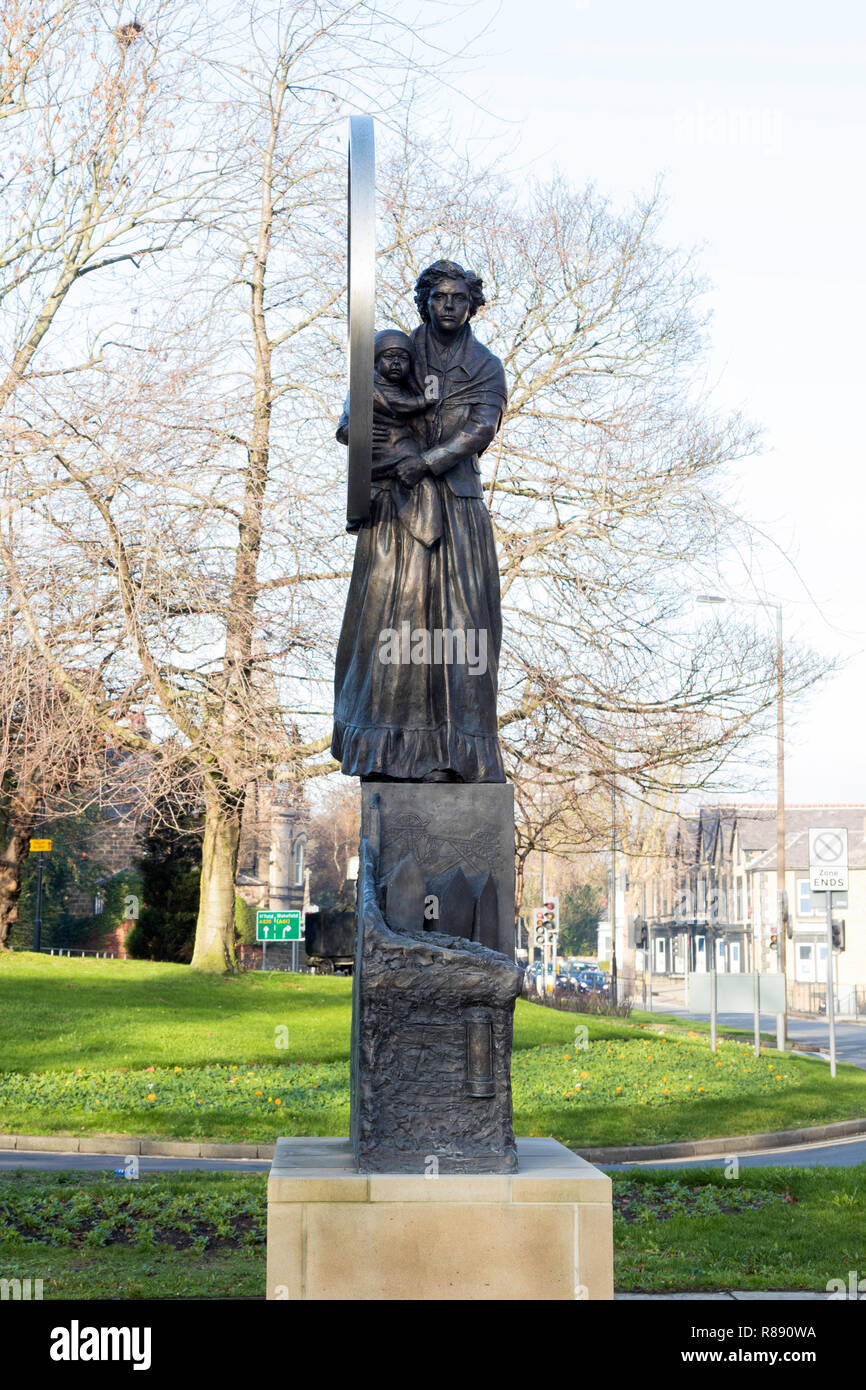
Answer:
747;821;866;873
671;805;866;868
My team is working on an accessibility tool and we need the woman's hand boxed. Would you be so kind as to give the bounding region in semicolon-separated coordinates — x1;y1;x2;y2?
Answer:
394;458;429;488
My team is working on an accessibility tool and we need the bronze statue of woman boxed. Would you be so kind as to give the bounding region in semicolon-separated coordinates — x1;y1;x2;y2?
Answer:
332;259;507;784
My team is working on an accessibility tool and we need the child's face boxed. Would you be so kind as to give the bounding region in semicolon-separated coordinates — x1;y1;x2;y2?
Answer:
377;348;411;383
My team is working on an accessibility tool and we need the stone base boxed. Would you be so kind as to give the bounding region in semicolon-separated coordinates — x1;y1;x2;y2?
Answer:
266;1136;613;1301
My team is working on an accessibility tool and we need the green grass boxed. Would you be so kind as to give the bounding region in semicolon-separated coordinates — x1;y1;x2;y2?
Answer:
0;953;354;1071
2;952;865;1148
0;1170;265;1299
614;1165;866;1292
2;1165;861;1298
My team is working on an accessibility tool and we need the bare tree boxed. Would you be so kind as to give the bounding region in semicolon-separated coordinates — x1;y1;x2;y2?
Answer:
1;1;489;970
2;5;826;973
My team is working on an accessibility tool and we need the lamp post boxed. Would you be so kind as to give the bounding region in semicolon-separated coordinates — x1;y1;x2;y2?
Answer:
697;594;787;1049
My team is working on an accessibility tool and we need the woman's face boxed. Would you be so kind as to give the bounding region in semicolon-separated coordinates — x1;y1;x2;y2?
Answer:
427;277;471;335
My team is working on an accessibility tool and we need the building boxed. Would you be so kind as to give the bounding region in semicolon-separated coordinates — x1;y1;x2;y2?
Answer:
234;779;307;916
632;804;866;1014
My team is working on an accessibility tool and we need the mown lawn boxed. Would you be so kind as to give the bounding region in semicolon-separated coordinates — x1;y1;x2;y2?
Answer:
2;1165;861;1298
2;953;865;1148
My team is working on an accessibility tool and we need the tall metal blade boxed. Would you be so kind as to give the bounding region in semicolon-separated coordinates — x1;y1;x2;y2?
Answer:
346;115;375;529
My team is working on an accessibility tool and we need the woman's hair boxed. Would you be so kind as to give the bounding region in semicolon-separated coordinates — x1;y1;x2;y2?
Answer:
413;259;486;323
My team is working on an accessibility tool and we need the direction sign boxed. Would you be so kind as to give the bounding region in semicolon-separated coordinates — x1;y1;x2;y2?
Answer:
809;827;848;892
256;910;302;943
29;839;52;852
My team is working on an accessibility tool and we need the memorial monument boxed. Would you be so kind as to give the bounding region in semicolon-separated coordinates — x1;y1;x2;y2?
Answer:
266;116;613;1297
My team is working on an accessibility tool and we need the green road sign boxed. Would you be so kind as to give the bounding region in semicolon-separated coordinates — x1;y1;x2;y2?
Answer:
256;910;301;942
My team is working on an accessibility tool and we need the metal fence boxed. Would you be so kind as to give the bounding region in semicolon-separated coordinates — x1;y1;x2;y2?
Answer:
789;982;866;1020
39;947;120;959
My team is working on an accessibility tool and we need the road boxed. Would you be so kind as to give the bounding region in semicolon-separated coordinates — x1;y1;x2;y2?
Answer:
0;1149;270;1174
3;1132;866;1175
649;1003;866;1069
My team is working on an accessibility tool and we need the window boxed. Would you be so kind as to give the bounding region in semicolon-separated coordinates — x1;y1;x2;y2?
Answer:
736;879;743;921
293;840;305;887
716;936;726;972
93;893;105;915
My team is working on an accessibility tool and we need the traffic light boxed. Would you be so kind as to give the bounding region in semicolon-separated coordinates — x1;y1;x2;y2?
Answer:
779;889;792;940
832;919;846;952
532;906;545;946
632;917;648;951
541;899;557;932
769;931;778;950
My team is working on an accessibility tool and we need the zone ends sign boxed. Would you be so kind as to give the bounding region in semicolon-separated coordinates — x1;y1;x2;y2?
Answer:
809;827;849;893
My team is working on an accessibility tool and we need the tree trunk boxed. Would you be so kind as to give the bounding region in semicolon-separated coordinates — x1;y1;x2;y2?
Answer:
0;798;36;950
191;788;242;973
0;835;28;949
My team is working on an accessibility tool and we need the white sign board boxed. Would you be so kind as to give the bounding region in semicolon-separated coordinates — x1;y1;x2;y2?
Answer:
689;972;786;1014
809;827;848;892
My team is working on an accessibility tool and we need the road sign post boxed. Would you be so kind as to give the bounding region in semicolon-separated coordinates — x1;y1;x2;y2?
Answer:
809;827;847;1079
826;890;837;1079
256;910;302;974
29;838;51;953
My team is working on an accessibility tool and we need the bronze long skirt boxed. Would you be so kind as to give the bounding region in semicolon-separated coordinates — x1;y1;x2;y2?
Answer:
332;479;505;782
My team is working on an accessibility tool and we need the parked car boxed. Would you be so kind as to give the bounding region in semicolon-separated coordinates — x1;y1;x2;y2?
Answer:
577;969;609;994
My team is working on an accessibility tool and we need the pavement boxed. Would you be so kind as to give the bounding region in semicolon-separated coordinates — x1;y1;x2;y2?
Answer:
616;1292;835;1300
602;1132;866;1171
0;1148;270;1174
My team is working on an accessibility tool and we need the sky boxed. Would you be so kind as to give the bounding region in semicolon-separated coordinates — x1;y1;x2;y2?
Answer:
430;0;866;804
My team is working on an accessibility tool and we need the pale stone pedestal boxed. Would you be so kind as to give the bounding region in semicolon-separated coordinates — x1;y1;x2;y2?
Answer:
266;1137;613;1301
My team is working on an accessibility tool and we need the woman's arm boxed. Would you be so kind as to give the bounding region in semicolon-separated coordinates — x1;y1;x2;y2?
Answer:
421;402;502;478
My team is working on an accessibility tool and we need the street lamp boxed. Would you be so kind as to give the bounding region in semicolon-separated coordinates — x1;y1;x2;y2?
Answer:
696;593;787;1049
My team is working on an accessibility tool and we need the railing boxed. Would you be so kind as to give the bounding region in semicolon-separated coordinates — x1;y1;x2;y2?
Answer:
789;982;866;1020
39;947;120;959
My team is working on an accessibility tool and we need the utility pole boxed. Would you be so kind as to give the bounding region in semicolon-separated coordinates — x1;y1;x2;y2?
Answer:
610;782;618;1003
